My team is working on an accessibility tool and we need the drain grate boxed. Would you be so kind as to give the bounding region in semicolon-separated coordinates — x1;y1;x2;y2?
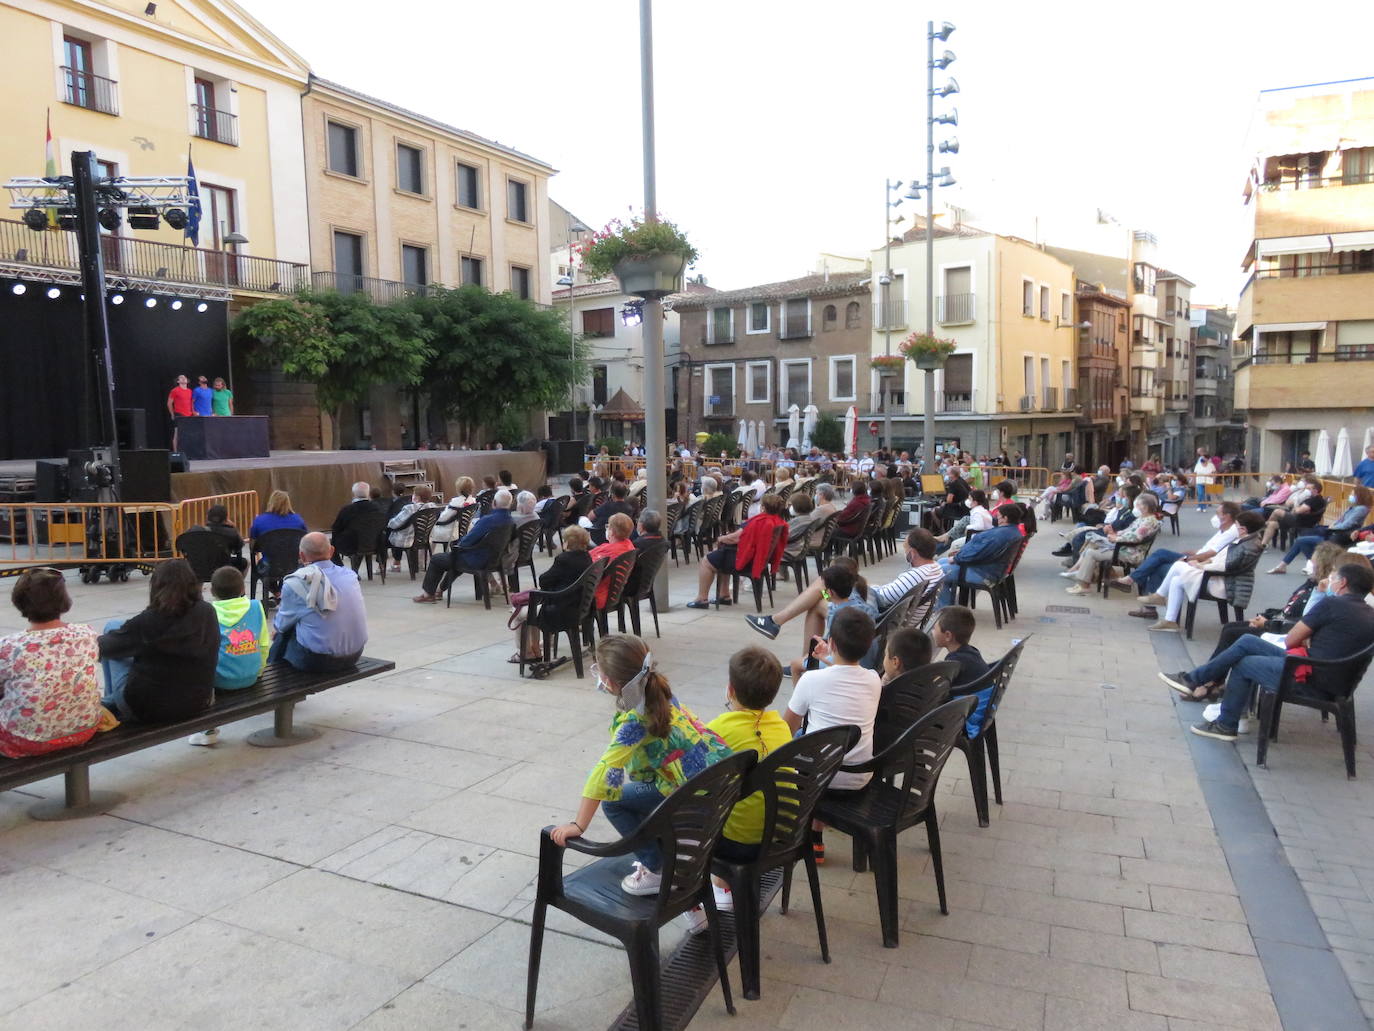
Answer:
1046;605;1092;614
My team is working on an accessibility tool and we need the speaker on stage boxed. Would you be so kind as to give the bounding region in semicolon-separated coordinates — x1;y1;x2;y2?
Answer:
115;408;148;451
120;450;171;502
35;459;69;503
168;452;189;473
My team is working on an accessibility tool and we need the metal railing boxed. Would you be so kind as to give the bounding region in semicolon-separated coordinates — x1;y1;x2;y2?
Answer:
1254;259;1374;280
1;218;307;295
172;491;259;541
62;66;118;115
0;502;176;572
705;394;734;417
1042;387;1058;410
873;301;908;331
1260;173;1374;191
1236;346;1374;369
937;293;975;324
941;392;973;412
192;104;238;146
1062;388;1077;409
779;319;811;340
310;271;431;301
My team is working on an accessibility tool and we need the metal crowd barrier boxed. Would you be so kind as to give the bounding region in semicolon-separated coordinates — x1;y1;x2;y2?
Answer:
0;502;178;581
172;491;260;540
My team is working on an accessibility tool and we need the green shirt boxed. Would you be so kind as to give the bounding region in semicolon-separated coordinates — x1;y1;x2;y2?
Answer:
582;698;731;802
211;388;233;416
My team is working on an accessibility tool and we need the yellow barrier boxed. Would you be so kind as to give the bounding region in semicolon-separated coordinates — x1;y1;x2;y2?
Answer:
172;491;260;541
0;502;178;578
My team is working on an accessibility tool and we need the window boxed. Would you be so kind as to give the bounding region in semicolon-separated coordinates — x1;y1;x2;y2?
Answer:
822;304;837;331
845;301;862;328
327;121;360;177
1060;291;1072;323
781;298;810;339
1271;151;1327;189
202;183;238;283
1023;356;1036;397
1133;263;1156;297
455;161;482;209
1338;249;1374;274
1039;285;1050;321
943;354;973;410
510;264;532;299
781;359;811;409
829;356;856;402
1040;357;1050;397
746;361;771;404
1061;359;1072;396
1022;279;1035;316
939;266;973;323
401;245;428;286
592;366;608;406
333;231;364;291
708;307;734;345
747;301;770;334
396;143;424;194
1343;147;1374;186
582;307;615;338
461;256;483;286
507;178;530;223
705;365;735;416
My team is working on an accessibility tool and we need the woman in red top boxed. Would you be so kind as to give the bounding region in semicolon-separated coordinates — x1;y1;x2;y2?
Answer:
589;512;636;610
687;494;788;608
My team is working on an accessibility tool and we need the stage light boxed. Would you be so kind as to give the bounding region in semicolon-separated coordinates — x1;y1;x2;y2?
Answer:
21;208;48;232
127;207;159;230
171;299;183;310
97;208;122;231
57;212;79;231
46;287;61;299
196;302;208;313
110;293;124;305
11;283;25;295
145;297;158;308
162;208;188;230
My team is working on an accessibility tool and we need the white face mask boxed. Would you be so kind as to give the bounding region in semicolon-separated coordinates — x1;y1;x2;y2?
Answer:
1210;515;1221;530
965;499;973;509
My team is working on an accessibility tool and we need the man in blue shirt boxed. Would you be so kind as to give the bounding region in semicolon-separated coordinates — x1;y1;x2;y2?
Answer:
1355;445;1374;489
270;532;368;672
935;503;1025;607
191;375;214;416
414;489;514;601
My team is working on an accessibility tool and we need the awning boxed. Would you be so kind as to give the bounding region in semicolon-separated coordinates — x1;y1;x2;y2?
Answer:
1254;321;1326;334
1256;231;1374;258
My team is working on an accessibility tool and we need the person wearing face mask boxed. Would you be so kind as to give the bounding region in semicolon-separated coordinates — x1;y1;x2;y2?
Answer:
1113;501;1244;616
1245;476;1293;515
548;634;732;895
1061;494;1161;595
1267;485;1373;574
933;490;993;555
1144;510;1266;632
1259;476;1326;551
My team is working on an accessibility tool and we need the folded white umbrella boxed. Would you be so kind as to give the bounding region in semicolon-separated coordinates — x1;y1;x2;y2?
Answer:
1333;427;1353;478
843;406;858;457
802;404;818;449
1314;429;1332;477
787;404;800;450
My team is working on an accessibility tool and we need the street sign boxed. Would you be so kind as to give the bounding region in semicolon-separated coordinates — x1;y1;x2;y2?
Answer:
708;395;720;405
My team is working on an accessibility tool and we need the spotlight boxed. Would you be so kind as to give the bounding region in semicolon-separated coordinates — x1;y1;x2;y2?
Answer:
162;208;188;230
196;302;208;313
932;20;956;41
11;283;26;295
620;301;644;327
98;208;122;231
933;78;959;98
145;297;158;308
933;50;956;69
110;293;124;305
46;287;61;299
22;208;48;232
127;207;159;230
938;171;957;188
57;212;79;231
171;300;183;310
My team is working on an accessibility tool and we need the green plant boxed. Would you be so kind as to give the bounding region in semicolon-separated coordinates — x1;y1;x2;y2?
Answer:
898;332;957;363
810;413;843;453
700;432;740;458
490;408;532;447
596;436;626;455
577;215;699;281
870;354;905;373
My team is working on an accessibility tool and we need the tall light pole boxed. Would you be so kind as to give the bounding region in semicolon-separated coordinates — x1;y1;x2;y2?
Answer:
558;220;588;435
881;179;905;451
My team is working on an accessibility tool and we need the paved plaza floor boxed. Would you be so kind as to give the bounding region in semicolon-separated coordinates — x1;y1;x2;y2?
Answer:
0;514;1371;1029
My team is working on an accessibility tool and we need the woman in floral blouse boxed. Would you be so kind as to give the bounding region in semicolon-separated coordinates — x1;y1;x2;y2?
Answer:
0;568;102;758
549;633;732;896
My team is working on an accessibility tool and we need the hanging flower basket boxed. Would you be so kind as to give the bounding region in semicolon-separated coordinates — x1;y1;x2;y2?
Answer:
870;355;905;375
578;215;698;299
899;331;957;370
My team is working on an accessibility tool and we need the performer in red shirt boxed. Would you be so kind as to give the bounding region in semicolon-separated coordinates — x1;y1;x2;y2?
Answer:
166;374;193;450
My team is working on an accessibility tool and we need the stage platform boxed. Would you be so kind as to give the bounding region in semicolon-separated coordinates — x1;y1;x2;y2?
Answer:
0;449;548;533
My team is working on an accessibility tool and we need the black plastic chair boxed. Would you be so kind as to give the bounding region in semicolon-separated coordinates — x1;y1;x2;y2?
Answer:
695;494;727;559
779;512;836;592
1095;531;1158;598
445;522;514;610
1257;641;1374;779
394;507;439;579
537;496;569;554
729;523;786;614
910;578;945;633
619;539;668;638
870;584;920;666
809;695;978;948
250;528;305;603
338;508;389;583
713;726;860;1001
1184;550;1260;639
505;519;542;592
520;557;606;680
950;637;1030;827
831;504;873;563
525;751;757;1031
951;547;1018;631
669;497;704;567
432;504;475;554
176;529;235;582
872;660;961;755
595;550;639;639
861;498;888;566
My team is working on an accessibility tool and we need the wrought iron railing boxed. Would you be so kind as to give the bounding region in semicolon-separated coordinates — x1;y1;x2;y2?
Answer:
779;319;811;340
1042;387;1058;410
62;66;118;115
937;293;975;324
310;271;432;301
192;104;238;146
872;301;907;331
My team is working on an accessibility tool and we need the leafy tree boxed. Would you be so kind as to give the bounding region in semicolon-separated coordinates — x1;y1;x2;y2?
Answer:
232;289;432;443
700;432;739;458
810;412;843;453
402;286;585;437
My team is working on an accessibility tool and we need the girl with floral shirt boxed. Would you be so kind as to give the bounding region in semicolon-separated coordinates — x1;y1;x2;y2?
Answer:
549;634;731;896
0;569;102;758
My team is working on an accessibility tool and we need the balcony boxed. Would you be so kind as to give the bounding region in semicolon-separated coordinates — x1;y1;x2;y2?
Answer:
1018;395;1036;412
1254;178;1374;238
779;319;811;341
940;391;974;413
1234;347;1374;410
1248;267;1374;326
700;326;734;346
311;271;434;301
62;66;118;115
1062;388;1077;410
705;393;734;418
873;301;908;331
937;292;975;325
1042;387;1058;410
0;218;307;295
1130;346;1161;369
1078;337;1117;363
1194;375;1219;396
192;104;238;147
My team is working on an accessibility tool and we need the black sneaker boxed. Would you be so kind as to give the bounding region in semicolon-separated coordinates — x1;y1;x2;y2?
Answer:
1051;546;1072;557
1190;720;1238;742
1159;671;1197;696
745;615;781;640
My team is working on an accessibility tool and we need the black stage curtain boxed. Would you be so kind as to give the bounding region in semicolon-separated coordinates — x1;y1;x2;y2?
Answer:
0;281;229;459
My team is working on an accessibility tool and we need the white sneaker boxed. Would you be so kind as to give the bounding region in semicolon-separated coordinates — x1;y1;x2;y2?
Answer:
1238;718;1251;735
713;883;734;912
1199;706;1250;734
187;729;220;747
681;906;709;935
620;862;662;896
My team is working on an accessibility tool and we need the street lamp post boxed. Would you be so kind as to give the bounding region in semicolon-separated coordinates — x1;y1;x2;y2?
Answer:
559;220;588;436
881;179;905;451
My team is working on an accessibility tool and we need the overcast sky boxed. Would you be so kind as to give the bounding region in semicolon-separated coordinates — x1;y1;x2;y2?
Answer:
244;0;1374;304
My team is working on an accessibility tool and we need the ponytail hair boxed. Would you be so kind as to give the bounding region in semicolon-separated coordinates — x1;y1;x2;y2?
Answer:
594;633;674;739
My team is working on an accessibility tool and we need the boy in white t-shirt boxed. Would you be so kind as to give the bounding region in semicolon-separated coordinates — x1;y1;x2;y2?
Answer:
784;605;882;864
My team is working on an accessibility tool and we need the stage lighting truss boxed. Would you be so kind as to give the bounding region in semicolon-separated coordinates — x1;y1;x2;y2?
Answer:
4;176;196;226
0;264;229;303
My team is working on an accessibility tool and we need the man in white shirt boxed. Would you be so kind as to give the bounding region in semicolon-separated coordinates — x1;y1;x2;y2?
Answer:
740;470;767;518
1116;501;1241;619
1193;448;1217;511
858;452;876;475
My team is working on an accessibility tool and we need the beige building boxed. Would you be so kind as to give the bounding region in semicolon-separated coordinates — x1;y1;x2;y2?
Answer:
1234;76;1374;471
302;78;555;448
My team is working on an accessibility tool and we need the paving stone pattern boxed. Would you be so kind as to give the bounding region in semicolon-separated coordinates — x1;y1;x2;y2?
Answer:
0;508;1362;1029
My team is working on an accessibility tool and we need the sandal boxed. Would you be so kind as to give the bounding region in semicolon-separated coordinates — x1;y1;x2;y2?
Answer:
412;593;440;603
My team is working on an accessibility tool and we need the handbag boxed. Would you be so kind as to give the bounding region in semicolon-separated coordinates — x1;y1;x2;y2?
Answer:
507;590;532;630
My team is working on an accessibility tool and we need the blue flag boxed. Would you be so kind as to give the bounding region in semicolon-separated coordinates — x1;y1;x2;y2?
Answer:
185;148;202;246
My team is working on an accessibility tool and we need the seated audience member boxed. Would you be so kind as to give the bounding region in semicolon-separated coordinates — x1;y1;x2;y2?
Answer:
100;559;219;723
386;485;438;572
190;503;248;572
1245;475;1293;516
0;569;102;757
547;634;731;895
1142;510;1266;633
1162;562;1374;741
881;626;934;684
1052;484;1138;560
499;468;518;493
935;503;1024;607
533;483;555;515
672;475;717;537
782;558;878;679
687;494;789;609
513;526;592;663
430;476;479;546
831;480;873;547
562;477;588;525
1259;476;1326;550
935;488;994;555
1062;494;1161;595
587;481;636;546
187;565;271;747
1115;501;1241;617
813;482;841;520
414;489;514;602
739;470;767;518
780;492;819;563
634;509;664;548
270;532;367;672
933;605;988;686
250;490;309;544
329;482;381;558
782;607;882;864
1267;485;1373;573
590;513;638;610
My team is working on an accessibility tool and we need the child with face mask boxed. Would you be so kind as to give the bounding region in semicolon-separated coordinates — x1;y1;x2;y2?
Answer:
548;634;732;896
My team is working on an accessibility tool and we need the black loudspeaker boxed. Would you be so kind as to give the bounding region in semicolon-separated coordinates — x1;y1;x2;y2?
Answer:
119;450;171;502
168;452;189;473
115;408;148;451
35;459;69;503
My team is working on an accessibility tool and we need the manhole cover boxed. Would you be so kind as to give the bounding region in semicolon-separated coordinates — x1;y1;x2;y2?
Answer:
1046;605;1092;614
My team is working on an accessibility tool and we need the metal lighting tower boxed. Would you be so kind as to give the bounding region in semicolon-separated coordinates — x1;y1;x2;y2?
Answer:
640;0;668;607
881;179;905;450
